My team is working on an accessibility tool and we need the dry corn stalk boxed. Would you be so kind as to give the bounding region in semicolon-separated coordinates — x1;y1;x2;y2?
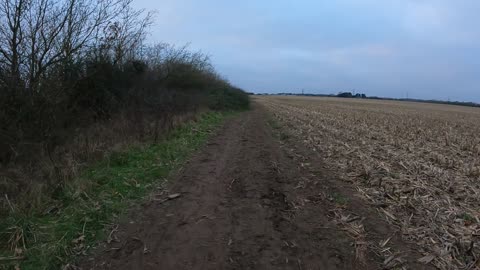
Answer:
260;96;480;270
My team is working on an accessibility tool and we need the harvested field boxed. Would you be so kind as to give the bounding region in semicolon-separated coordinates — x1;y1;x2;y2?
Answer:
259;95;480;270
26;98;477;269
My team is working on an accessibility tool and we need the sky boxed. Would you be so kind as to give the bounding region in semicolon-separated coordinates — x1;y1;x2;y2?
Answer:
132;0;480;102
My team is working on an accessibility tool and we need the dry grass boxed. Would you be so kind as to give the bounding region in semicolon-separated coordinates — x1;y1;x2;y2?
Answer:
0;111;227;269
259;95;480;270
0;111;202;214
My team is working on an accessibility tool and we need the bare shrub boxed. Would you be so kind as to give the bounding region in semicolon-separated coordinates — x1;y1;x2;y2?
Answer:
0;0;249;215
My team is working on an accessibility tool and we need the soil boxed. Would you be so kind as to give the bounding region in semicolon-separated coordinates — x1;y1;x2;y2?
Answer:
79;103;433;270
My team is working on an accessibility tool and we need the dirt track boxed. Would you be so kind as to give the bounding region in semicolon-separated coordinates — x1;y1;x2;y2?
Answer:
80;103;432;270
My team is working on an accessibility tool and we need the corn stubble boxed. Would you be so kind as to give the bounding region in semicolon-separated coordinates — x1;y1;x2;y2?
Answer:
260;96;480;270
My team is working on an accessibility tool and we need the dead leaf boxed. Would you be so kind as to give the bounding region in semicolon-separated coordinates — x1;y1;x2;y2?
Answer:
379;237;391;248
14;248;23;256
383;255;395;265
168;193;181;199
418;254;435;264
72;235;85;244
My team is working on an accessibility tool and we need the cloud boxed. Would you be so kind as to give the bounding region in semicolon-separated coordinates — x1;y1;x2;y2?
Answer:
324;45;395;67
132;0;480;102
401;1;480;46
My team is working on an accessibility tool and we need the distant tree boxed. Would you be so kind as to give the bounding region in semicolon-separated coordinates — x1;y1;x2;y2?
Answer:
337;92;353;98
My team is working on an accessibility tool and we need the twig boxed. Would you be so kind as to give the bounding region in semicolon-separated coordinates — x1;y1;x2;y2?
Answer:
0;256;25;261
4;194;15;213
229;178;236;189
154;193;182;203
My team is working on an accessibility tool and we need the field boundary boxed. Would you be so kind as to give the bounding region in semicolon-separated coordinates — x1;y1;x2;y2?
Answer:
0;112;231;270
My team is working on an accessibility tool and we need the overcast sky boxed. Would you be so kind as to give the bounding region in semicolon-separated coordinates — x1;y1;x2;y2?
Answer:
133;0;480;102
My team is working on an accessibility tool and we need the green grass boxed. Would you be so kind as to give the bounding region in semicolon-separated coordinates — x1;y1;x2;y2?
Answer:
0;111;229;270
267;118;281;130
279;132;290;141
460;212;475;224
267;117;289;141
332;192;349;206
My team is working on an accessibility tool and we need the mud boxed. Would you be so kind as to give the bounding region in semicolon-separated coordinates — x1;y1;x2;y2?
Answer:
79;103;431;270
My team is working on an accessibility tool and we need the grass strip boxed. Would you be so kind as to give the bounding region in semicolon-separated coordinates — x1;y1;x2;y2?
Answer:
1;111;229;270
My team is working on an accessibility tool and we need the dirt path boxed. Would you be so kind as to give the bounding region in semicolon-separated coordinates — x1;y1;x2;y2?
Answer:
79;104;430;270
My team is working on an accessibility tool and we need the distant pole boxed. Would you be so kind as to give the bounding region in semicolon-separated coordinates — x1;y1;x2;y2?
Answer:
302;89;304;95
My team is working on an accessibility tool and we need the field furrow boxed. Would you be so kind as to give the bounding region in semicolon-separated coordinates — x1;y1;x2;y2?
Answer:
260;96;480;270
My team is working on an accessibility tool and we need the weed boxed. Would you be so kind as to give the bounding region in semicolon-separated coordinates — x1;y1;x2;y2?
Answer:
279;132;290;141
460;213;476;225
267;119;281;130
266;117;290;141
332;192;349;206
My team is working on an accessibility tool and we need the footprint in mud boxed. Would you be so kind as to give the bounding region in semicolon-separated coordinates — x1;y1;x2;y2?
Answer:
112;237;144;259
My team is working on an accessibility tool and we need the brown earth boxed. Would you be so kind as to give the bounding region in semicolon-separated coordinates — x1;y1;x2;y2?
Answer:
79;103;433;270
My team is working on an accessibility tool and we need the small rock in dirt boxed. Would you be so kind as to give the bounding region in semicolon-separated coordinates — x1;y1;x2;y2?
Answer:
168;193;181;200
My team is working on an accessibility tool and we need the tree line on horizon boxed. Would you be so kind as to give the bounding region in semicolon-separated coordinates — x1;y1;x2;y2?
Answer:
256;91;480;108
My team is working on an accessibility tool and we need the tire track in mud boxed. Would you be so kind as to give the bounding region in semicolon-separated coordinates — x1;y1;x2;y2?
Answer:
79;104;378;270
